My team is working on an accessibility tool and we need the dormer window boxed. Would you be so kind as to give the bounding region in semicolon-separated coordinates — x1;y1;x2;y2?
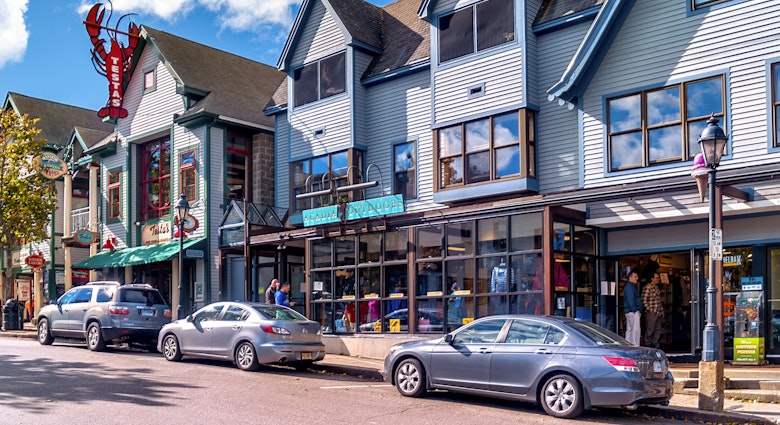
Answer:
439;0;515;64
293;52;346;107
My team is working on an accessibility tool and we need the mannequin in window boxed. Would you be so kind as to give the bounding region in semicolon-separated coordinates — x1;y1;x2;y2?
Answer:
489;260;513;314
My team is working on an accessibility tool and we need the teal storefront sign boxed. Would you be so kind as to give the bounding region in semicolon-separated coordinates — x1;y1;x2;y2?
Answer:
303;195;405;227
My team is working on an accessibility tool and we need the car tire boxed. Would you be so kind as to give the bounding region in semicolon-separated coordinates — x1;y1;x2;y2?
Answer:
540;374;584;419
235;342;260;371
162;334;183;361
395;358;427;398
37;319;54;345
86;322;106;351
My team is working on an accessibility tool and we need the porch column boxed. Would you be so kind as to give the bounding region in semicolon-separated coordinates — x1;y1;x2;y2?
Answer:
64;172;73;291
88;163;99;281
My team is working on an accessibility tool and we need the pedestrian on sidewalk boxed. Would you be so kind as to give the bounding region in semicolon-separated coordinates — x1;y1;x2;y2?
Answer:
623;269;643;346
265;278;280;304
642;272;664;348
275;282;295;307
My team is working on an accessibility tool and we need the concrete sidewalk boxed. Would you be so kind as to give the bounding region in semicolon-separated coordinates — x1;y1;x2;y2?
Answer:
4;323;780;424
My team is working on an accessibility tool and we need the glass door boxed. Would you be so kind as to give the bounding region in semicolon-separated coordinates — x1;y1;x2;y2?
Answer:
769;247;780;355
596;257;619;334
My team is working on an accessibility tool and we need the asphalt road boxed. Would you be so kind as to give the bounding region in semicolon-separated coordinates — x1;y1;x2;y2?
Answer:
0;338;690;425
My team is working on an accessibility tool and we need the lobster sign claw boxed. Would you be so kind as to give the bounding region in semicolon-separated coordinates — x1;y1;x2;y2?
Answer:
83;2;140;120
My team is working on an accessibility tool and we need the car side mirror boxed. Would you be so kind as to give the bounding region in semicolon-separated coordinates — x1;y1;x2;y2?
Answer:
444;334;454;344
186;315;194;322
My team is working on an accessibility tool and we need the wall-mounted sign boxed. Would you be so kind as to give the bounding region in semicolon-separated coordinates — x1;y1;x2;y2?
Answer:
84;3;139;120
33;152;68;180
174;214;199;232
141;221;172;245
303;195;405;227
185;249;204;259
25;254;46;269
76;229;98;245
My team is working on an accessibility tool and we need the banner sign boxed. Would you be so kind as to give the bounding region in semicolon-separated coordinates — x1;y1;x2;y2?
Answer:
34;152;68;179
303;195;404;227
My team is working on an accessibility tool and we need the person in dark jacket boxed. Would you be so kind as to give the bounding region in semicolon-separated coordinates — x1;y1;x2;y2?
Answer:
265;278;279;304
623;269;643;346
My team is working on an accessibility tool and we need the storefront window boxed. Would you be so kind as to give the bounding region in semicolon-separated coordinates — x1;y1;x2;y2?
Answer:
477;217;507;254
359;234;381;263
418;225;443;258
769;248;780;354
447;222;473;256
510;212;542;251
312;239;331;268
335;236;355;267
385;230;408;261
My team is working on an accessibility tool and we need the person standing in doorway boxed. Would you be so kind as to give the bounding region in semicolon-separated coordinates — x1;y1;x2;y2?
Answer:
623;269;643;346
265;278;280;304
642;272;664;348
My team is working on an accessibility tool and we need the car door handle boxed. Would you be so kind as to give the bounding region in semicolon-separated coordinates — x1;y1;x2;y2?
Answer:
535;348;553;355
82;308;87;311
478;347;492;354
232;326;241;331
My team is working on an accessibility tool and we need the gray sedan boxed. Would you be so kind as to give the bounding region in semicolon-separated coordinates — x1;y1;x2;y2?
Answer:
157;302;325;371
383;315;673;419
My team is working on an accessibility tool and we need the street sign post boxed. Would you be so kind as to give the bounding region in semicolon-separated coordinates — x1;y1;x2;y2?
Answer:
710;228;723;261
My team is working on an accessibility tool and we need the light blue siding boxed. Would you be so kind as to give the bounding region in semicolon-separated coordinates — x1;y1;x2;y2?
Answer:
536;22;591;193
581;0;780;188
289;95;352;159
275;112;290;211
291;0;346;67
209;126;225;300
365;71;441;213
433;48;524;124
354;50;373;150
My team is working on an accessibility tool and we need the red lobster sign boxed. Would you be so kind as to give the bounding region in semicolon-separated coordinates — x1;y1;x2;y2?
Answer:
84;2;139;120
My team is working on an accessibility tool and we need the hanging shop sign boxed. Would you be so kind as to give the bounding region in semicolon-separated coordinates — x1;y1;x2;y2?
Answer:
25;254;46;269
84;3;140;120
302;194;405;227
76;229;98;245
174;214;200;232
33;152;68;180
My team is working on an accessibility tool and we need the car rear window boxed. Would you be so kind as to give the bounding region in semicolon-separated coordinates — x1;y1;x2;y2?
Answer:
119;288;167;305
252;305;308;321
568;320;630;346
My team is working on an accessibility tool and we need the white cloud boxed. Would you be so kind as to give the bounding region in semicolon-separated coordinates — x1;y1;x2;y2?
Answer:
198;0;301;31
77;0;299;30
0;0;29;69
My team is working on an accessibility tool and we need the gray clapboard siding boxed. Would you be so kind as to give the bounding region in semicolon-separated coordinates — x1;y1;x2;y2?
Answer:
119;46;182;139
173;125;207;234
354;50;373;150
365;71;440;213
433;48;523;124
581;0;780;189
209;126;225;301
275;112;290;211
536;22;591;193
525;0;541;106
289;95;352;159
432;0;475;15
291;0;346;67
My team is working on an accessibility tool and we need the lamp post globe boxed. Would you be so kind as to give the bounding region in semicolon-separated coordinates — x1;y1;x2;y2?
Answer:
176;193;190;319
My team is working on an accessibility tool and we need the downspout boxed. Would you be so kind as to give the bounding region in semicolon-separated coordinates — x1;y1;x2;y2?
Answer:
204;117;217;304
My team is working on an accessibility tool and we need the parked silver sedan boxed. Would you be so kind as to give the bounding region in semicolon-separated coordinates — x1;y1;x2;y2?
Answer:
157;302;325;371
383;315;673;419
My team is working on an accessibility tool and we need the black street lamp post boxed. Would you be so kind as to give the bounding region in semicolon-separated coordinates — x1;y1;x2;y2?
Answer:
175;193;190;320
697;115;728;411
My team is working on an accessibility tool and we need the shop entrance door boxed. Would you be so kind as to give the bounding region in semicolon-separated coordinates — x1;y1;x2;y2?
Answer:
595;257;620;334
768;247;780;356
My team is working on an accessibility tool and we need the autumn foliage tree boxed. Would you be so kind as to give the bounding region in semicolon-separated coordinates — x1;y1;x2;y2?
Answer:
0;109;58;300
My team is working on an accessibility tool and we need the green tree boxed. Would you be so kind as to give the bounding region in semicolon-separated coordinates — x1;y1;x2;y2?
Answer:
0;109;58;300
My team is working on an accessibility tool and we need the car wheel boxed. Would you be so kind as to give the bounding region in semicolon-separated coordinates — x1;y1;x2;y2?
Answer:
86;322;106;351
235;342;260;371
540;374;584;419
37;319;54;345
162;334;182;361
395;358;427;398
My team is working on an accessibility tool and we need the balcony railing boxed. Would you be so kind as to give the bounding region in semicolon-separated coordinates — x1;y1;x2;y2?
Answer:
70;207;91;232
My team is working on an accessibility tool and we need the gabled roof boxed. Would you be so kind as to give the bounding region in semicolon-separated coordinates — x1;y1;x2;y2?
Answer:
3;92;113;148
546;0;635;104
141;26;285;129
277;0;384;71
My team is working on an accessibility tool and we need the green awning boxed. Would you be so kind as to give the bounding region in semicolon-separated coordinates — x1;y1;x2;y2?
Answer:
74;237;206;269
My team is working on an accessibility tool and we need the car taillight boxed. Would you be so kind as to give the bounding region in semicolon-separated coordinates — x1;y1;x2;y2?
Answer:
261;324;291;335
603;356;640;372
163;309;171;318
109;306;129;315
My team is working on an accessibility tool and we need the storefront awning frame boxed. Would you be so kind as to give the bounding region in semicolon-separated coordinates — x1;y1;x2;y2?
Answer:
73;237;206;269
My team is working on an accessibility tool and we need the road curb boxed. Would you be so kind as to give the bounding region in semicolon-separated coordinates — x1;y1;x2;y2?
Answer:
637;404;777;425
312;363;384;381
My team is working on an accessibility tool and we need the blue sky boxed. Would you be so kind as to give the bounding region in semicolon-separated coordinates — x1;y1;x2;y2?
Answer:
0;0;394;111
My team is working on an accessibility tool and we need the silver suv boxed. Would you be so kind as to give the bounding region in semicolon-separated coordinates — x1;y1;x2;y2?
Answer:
37;281;171;351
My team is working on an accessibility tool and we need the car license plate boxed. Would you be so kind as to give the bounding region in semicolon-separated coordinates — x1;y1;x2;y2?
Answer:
653;361;663;373
301;352;313;360
140;308;155;317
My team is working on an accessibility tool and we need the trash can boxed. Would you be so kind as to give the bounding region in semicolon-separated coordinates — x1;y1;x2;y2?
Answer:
2;299;21;331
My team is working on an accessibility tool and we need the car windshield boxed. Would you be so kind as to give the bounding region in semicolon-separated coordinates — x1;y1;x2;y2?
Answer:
119;288;167;305
252;305;308;321
567;320;631;346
